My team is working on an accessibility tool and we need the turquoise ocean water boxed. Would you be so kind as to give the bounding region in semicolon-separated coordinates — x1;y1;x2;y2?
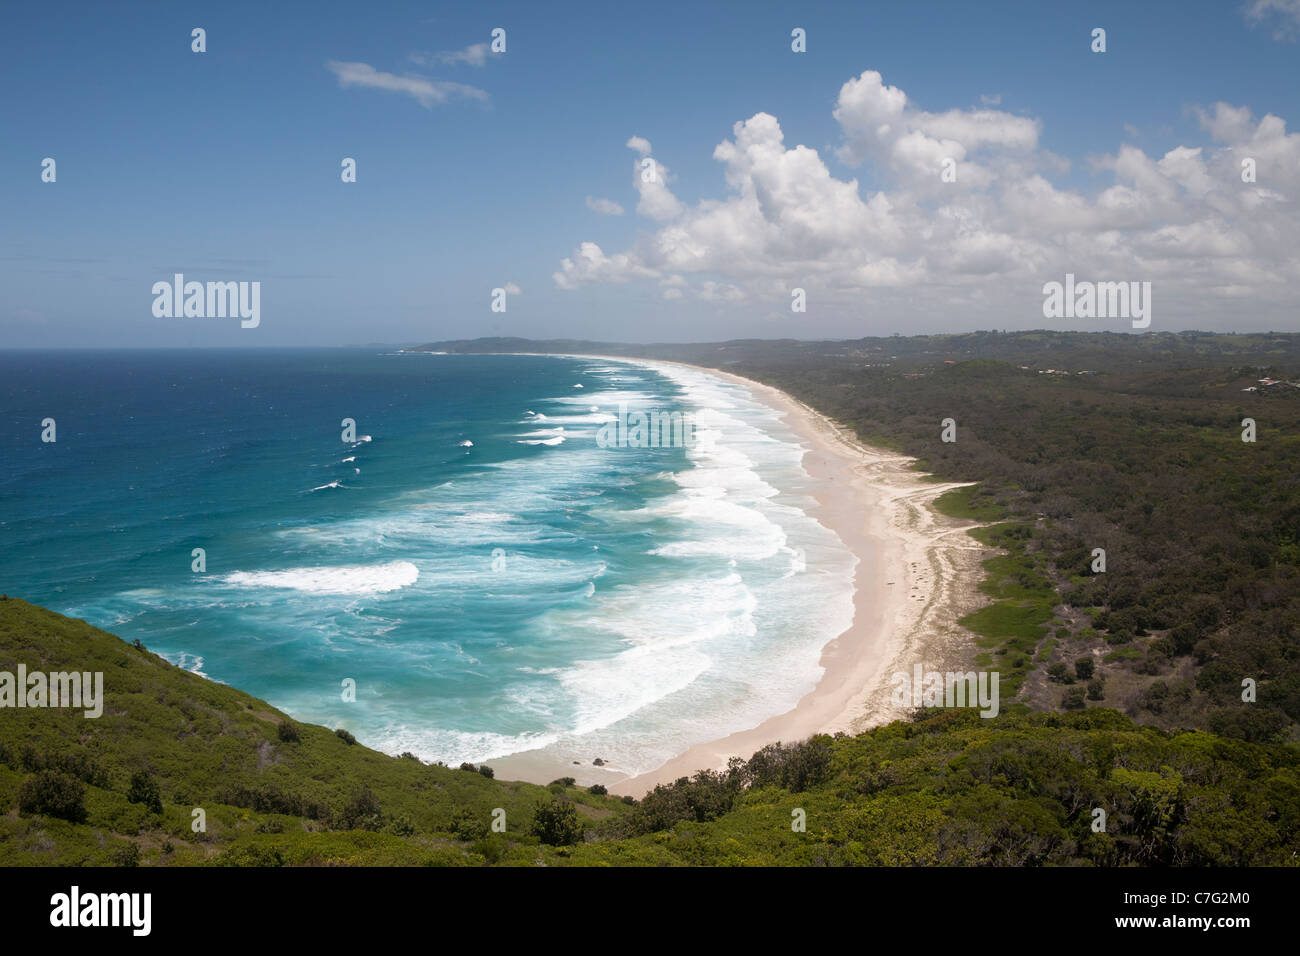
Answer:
0;350;855;777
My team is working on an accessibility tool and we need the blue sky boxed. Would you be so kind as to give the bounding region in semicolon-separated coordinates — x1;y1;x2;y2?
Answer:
3;0;1299;347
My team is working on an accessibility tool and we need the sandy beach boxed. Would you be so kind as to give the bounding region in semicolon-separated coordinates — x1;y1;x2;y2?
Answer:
490;356;993;796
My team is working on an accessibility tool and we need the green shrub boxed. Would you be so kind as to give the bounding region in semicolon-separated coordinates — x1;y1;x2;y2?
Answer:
335;728;356;745
747;736;833;792
277;721;300;743
451;807;489;841
336;788;382;831
532;798;581;846
386;813;416;837
110;842;140;867
127;771;163;814
1062;686;1087;710
216;844;285;867
18;771;87;823
589;784;608;796
1075;657;1096;681
477;764;495;779
1087;677;1106;700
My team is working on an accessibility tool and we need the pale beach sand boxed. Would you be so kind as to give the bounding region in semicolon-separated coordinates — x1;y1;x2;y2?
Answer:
488;356;993;795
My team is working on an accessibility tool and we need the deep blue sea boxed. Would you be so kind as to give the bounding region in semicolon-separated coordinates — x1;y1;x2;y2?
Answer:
0;350;855;777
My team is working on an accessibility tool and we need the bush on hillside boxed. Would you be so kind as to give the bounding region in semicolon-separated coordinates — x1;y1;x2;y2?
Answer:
127;770;163;814
18;771;87;823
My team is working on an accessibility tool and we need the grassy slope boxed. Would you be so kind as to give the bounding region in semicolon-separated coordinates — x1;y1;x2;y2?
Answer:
0;598;628;865
2;598;1298;866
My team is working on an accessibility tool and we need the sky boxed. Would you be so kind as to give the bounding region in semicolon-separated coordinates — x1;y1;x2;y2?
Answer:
2;0;1299;347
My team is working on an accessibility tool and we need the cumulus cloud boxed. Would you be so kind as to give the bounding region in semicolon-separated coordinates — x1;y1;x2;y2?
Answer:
503;281;522;295
633;157;683;221
585;196;625;216
554;68;1300;329
624;137;683;221
326;61;488;107
553;242;658;290
833;70;1038;187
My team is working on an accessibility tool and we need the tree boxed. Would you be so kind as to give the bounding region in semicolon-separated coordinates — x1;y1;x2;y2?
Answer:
18;771;87;823
532;798;581;846
127;770;163;814
277;721;300;743
337;787;383;831
1075;657;1096;681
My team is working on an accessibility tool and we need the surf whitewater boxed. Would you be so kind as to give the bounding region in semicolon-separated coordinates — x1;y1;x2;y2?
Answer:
0;349;856;776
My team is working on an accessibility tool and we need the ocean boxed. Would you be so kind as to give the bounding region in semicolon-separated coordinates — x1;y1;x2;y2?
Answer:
0;349;856;777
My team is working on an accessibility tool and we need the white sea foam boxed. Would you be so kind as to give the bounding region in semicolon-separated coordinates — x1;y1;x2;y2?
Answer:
516;435;565;446
222;560;419;595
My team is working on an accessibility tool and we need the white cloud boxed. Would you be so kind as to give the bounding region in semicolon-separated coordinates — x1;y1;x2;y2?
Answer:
410;43;491;67
633;155;683;221
503;281;522;295
697;280;745;302
585;196;625;216
326;61;488;107
622;136;684;220
833;70;1038;187
1244;0;1300;40
552;70;1300;328
553;242;659;290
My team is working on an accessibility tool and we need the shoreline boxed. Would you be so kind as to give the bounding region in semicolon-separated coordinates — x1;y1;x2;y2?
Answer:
483;353;993;796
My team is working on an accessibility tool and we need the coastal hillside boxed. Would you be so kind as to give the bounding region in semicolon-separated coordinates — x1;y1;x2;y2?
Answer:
0;598;630;865
2;598;1297;866
416;332;1300;745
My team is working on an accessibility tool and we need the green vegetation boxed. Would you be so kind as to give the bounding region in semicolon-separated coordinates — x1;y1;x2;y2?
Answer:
4;598;1297;865
0;599;630;865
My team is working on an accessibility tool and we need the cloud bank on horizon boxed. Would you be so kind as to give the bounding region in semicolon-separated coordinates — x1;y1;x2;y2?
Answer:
554;67;1300;328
